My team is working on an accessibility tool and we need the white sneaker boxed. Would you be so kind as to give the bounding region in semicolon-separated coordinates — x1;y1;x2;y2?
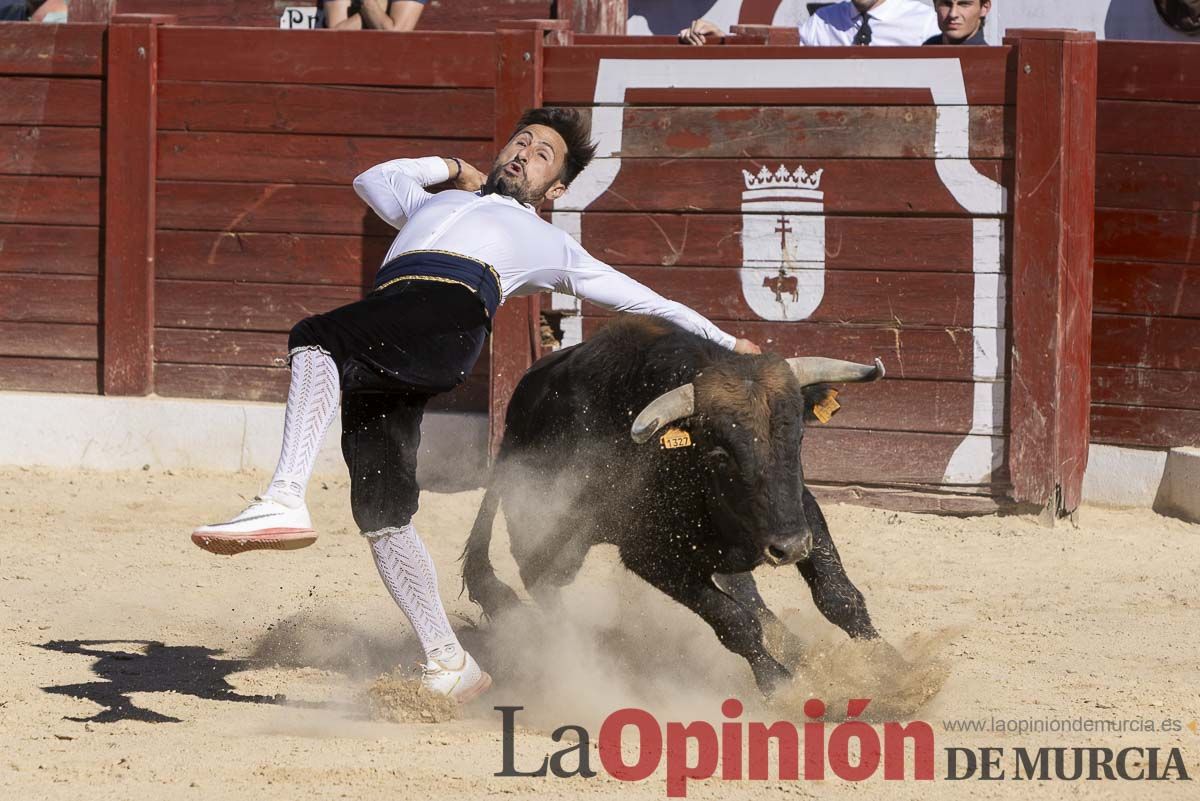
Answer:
421;650;493;704
191;496;316;556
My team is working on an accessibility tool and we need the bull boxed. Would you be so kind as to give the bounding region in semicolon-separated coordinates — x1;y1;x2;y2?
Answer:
763;273;800;303
463;315;884;695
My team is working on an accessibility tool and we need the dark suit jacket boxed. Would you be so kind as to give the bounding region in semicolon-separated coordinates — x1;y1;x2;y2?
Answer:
923;28;988;45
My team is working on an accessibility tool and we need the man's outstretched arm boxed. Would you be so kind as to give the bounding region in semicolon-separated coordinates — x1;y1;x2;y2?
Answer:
553;236;760;353
353;156;481;229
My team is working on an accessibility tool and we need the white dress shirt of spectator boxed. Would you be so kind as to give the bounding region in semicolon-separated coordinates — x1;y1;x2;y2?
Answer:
800;0;941;46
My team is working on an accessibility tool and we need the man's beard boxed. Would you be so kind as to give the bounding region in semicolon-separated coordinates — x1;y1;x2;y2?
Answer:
481;163;543;206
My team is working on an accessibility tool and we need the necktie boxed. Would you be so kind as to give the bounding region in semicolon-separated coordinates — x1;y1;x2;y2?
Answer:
853;13;873;45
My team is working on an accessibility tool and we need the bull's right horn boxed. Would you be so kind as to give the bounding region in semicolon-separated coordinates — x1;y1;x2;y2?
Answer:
786;357;885;387
630;384;695;444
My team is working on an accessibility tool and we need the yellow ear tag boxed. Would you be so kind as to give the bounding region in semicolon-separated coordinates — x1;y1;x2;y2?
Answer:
659;427;693;449
812;389;841;424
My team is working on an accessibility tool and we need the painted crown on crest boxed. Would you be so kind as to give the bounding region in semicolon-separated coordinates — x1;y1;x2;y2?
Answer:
742;164;824;192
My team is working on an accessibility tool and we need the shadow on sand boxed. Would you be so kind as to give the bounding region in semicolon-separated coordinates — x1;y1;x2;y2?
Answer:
38;639;302;724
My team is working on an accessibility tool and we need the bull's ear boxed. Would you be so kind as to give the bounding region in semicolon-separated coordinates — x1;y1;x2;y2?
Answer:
802;385;840;424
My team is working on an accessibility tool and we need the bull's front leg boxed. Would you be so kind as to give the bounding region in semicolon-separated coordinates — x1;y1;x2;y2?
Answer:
797;489;879;640
620;543;792;696
710;572;806;669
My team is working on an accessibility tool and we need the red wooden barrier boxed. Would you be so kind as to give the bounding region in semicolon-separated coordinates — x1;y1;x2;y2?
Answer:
103;14;174;395
1091;41;1200;451
7;17;1185;517
729;24;800;45
114;0;557;30
1004;29;1097;515
0;22;106;394
70;0;116;22
558;0;626;36
146;27;498;408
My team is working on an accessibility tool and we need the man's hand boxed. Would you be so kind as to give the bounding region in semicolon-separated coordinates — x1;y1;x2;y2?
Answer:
678;18;723;45
733;338;762;355
441;158;486;191
453;160;486;192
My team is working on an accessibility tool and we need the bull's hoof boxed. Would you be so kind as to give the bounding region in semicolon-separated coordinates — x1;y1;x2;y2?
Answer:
855;636;909;672
760;616;807;670
751;656;793;698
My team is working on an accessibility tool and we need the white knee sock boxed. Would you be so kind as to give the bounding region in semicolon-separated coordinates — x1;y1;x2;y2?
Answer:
366;524;463;664
266;347;340;505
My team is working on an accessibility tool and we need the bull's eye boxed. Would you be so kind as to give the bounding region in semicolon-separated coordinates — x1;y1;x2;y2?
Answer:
706;447;732;467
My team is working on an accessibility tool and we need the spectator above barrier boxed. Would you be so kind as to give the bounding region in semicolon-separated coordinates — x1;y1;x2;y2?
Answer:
317;0;425;30
0;0;68;22
924;0;992;45
681;0;942;46
802;0;940;45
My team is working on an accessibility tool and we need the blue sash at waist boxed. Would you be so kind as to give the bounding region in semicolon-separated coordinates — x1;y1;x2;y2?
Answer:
374;251;502;319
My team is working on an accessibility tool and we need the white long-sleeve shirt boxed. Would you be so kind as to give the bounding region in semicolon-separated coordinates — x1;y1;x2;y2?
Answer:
799;0;939;47
352;156;736;350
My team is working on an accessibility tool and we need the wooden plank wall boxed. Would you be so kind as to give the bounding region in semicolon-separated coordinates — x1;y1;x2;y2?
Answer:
151;28;497;410
114;0;555;29
0;23;107;395
540;44;1017;504
1092;42;1200;449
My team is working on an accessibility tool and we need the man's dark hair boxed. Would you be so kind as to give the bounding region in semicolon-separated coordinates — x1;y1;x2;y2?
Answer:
511;107;598;187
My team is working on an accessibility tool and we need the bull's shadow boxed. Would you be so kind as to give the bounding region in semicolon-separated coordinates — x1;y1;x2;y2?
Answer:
38;639;281;724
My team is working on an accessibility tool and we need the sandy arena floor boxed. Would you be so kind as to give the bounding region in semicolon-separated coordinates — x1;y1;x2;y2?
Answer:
1;466;1197;800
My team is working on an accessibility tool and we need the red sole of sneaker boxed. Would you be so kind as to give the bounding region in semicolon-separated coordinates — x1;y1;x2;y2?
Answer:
191;528;317;556
455;671;493;705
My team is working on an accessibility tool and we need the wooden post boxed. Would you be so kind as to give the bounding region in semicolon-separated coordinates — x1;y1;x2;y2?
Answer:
736;0;786;25
103;14;174;395
488;21;565;454
729;24;800;45
70;0;116;22
1004;29;1098;516
557;0;627;35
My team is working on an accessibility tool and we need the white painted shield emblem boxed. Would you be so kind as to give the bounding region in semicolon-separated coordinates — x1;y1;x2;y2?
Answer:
740;164;826;321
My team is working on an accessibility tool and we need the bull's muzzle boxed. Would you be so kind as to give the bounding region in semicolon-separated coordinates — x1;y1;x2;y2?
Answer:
763;532;812;566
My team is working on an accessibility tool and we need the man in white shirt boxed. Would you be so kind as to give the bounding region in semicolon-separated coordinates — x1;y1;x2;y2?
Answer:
800;0;940;46
923;0;991;45
680;0;939;47
189;108;757;703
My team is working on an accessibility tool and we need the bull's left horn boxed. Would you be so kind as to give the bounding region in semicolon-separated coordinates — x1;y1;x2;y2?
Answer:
786;357;885;387
630;384;695;443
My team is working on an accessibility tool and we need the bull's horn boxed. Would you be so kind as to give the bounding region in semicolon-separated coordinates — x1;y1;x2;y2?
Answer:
786;357;885;387
630;384;695;443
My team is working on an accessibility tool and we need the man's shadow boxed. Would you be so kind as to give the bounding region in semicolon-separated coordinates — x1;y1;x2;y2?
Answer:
38;640;282;724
